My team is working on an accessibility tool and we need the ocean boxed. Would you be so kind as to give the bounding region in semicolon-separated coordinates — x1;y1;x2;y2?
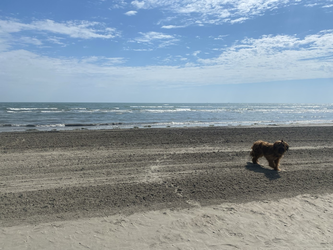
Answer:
0;103;332;132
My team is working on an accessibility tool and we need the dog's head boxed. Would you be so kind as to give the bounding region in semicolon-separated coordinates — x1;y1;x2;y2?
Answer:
273;140;289;154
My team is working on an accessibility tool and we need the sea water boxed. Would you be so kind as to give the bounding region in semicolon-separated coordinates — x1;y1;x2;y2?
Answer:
0;103;332;132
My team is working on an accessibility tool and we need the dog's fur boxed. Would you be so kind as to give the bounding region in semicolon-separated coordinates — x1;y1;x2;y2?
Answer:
250;140;289;171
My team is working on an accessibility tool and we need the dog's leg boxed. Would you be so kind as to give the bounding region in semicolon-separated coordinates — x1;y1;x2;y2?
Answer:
252;156;259;164
267;159;279;171
274;158;281;171
250;150;259;164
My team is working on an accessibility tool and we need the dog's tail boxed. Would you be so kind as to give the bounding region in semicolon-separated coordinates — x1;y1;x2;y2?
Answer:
250;141;262;157
250;144;256;157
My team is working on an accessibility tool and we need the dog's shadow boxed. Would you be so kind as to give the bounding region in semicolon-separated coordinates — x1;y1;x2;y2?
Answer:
245;162;281;181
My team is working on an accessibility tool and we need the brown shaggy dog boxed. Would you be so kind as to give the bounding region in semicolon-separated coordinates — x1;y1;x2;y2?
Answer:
250;140;289;171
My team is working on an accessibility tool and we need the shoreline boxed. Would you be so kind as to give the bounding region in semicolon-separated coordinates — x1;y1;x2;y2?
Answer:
1;121;333;134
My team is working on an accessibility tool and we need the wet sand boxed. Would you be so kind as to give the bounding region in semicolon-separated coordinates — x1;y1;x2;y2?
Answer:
1;126;333;248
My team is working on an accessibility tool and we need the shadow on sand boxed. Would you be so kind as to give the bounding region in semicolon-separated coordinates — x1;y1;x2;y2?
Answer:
245;162;281;181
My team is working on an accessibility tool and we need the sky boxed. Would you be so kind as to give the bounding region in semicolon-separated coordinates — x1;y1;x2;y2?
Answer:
0;0;332;103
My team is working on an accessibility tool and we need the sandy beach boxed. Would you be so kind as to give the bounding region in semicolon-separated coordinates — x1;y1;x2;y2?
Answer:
1;126;333;249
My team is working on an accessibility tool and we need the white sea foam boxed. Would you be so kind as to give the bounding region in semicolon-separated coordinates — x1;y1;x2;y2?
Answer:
145;108;192;113
8;107;58;111
38;124;66;128
41;111;63;113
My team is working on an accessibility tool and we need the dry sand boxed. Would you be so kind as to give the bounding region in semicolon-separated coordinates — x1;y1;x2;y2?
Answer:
1;126;333;249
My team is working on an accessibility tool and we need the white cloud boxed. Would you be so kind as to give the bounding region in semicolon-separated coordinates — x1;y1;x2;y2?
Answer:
305;3;319;7
197;30;333;83
161;25;187;29
47;36;66;46
230;17;248;24
127;0;333;27
19;36;43;46
131;0;145;9
193;50;201;56
1;30;332;101
212;35;229;40
125;10;138;16
125;0;292;26
111;0;127;9
201;31;333;65
134;31;173;43
132;48;153;51
0;19;119;39
80;56;126;65
132;31;179;48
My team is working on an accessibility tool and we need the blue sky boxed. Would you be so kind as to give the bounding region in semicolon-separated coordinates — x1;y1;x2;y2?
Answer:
0;0;332;103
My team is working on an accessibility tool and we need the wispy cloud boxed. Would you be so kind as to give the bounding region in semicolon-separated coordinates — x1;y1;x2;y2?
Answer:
131;0;145;9
127;0;287;26
210;35;229;40
198;30;333;66
47;36;67;46
18;36;43;46
110;0;127;9
193;50;201;56
80;56;126;65
127;0;333;27
132;31;179;48
161;25;187;29
230;17;248;24
0;19;119;39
